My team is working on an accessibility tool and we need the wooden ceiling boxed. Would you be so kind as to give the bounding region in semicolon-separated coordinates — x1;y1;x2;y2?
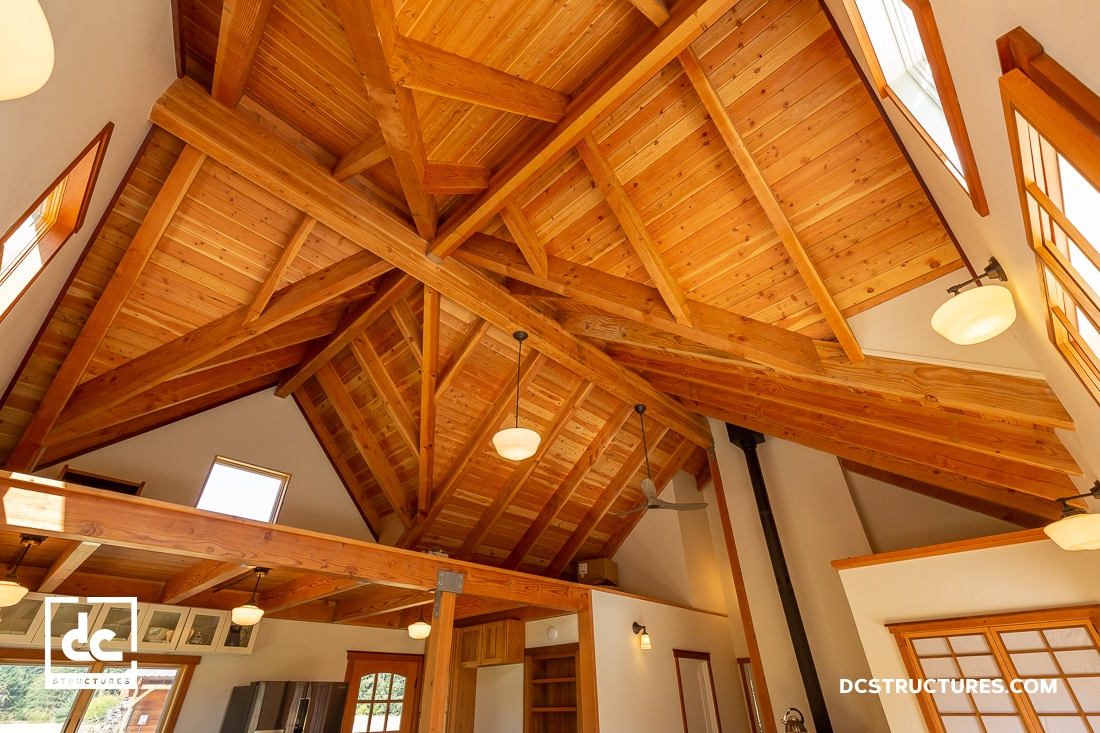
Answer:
0;0;1085;588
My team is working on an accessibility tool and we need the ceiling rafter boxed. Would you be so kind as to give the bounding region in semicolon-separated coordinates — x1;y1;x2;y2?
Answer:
6;144;207;473
392;291;425;367
245;214;315;323
678;47;863;361
436;318;491;398
334;586;433;623
332;130;390;181
418;286;441;516
503;402;637;571
188;310;346;373
421;162;492;195
162;560;253;605
37;541;100;594
351;335;419;457
211;0;275;108
260;574;367;614
628;0;671;25
500;201;549;279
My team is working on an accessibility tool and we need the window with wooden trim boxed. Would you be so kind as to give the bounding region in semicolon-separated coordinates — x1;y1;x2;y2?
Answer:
999;29;1100;406
195;456;290;523
839;0;988;215
0;124;111;322
890;605;1100;732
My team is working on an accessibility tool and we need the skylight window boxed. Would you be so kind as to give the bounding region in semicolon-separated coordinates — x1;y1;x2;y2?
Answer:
196;456;290;523
840;0;987;215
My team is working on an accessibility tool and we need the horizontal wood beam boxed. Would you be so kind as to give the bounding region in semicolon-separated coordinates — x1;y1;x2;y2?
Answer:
335;586;432;623
0;471;592;611
260;573;366;614
211;0;275;107
162;559;253;604
37;541;100;593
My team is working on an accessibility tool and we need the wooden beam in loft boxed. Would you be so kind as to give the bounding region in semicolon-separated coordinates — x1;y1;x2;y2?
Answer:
245;214;315;323
421;162;491;195
211;0;275;107
499;201;548;279
503;402;637;571
419;287;440;516
436;318;491;398
37;541;100;593
429;0;743;259
454;379;595;561
576;134;692;326
460;233;821;374
189;310;346;372
260;574;366;614
334;586;432;623
162;560;253;604
6;145;207;473
400;350;548;550
389;35;570;123
47;249;394;442
0;471;592;611
316;363;414;527
627;0;671;26
276;271;417;397
678;48;863;362
333;130;390;181
351;335;419;457
150;77;713;447
392;293;425;367
334;0;437;238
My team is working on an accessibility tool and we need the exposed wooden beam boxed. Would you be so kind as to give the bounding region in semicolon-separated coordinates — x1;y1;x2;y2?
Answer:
333;130;390;181
392;294;425;367
429;0;742;259
335;586;432;622
418;287;441;516
500;200;549;279
435;318;490;398
401;351;548;550
211;0;275;107
37;541;100;593
261;574;366;614
48;249;393;440
576;134;692;326
678;48;863;362
422;162;491;195
150;77;713;448
276;271;417;397
7;145;207;473
628;0;671;26
351;335;420;457
578;606;600;733
245;214;315;323
839;459;1048;529
162;560;252;604
460;233;821;375
454;379;595;561
0;471;591;611
418;590;456;733
390;35;570;123
503;402;636;570
316;363;413;526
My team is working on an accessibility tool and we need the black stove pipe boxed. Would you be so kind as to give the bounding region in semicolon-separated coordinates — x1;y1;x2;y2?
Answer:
726;424;832;733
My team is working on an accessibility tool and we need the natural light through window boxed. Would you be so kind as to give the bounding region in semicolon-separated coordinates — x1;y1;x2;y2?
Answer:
196;457;289;523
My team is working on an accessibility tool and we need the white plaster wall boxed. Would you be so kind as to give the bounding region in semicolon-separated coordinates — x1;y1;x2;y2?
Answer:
672;471;728;614
711;422;889;732
613;477;696;607
837;537;1100;732
43;388;375;542
175;618;425;733
590;590;748;733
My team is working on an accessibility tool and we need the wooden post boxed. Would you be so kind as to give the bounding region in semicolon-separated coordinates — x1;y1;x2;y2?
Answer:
577;599;600;733
419;591;457;733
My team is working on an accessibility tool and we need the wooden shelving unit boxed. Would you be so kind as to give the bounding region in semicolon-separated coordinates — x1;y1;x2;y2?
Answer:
524;643;579;733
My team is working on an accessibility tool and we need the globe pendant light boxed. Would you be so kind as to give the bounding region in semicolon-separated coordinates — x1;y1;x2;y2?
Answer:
493;331;540;461
0;535;43;607
0;0;55;101
931;257;1017;345
407;605;431;640
1045;482;1100;551
231;568;268;626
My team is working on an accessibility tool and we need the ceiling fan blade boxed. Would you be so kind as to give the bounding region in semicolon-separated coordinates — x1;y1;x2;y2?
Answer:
610;504;649;517
640;477;658;504
656;501;709;511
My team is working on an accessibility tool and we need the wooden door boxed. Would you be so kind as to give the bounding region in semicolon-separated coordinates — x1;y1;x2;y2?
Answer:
341;652;424;733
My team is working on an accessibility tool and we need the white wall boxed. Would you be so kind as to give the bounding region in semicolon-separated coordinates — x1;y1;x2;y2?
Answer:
837;536;1100;731
590;590;748;733
44;388;375;542
176;618;426;733
711;421;889;732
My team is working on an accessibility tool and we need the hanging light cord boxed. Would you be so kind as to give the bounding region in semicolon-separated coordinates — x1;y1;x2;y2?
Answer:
244;569;266;605
5;542;32;578
640;408;651;480
514;334;523;428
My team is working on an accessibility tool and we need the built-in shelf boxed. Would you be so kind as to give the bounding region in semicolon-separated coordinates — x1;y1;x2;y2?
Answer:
525;643;580;733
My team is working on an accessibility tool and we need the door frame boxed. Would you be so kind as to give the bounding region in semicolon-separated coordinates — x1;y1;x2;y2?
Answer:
673;649;724;733
341;651;425;733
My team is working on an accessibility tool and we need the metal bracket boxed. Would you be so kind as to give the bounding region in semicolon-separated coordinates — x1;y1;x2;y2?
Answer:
433;570;464;619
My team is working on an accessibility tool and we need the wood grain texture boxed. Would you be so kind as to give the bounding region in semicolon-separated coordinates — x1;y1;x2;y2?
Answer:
211;0;275;107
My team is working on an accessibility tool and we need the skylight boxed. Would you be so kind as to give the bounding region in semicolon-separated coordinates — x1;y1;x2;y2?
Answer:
195;457;290;523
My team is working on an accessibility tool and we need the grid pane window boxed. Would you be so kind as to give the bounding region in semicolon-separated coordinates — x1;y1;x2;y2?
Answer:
74;668;180;733
352;672;407;732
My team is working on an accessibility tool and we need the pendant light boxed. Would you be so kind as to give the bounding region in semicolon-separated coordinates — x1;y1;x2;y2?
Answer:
492;331;540;461
407;605;431;640
931;257;1017;345
1045;482;1100;551
231;568;268;626
0;0;55;101
0;535;44;607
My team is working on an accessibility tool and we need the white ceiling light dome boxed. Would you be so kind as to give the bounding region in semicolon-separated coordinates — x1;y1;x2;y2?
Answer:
931;284;1017;345
0;0;55;101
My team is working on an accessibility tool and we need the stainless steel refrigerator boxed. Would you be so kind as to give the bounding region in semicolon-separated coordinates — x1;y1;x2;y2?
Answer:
219;680;349;733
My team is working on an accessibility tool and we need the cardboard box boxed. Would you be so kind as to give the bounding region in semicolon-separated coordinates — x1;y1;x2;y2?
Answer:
576;557;618;586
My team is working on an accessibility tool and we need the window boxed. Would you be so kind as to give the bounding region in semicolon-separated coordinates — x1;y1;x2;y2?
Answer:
341;652;422;733
195;457;290;523
0;124;111;322
999;29;1100;405
890;605;1100;732
840;0;988;214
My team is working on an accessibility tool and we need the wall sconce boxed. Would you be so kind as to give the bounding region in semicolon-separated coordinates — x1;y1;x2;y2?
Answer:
0;0;55;100
1044;481;1100;551
930;257;1016;345
0;535;44;607
782;708;807;732
632;621;651;650
231;568;268;626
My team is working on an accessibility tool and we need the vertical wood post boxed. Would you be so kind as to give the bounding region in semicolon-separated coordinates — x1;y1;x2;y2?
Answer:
577;597;601;733
418;591;456;733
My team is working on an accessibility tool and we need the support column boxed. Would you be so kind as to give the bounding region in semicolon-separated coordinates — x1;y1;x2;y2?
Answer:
577;597;600;733
418;590;456;733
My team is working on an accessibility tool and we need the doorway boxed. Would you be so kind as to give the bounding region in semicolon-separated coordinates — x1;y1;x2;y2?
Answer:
674;650;723;733
341;652;424;733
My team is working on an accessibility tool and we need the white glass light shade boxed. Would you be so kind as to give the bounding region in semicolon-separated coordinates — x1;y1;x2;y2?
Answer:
408;620;431;640
231;603;264;626
492;426;541;461
1044;512;1100;551
0;580;28;607
0;0;55;101
931;285;1016;345
639;632;652;650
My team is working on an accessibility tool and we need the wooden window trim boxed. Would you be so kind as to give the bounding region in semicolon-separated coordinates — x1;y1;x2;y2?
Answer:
0;123;112;323
838;0;988;215
197;455;292;523
673;649;724;733
736;657;764;733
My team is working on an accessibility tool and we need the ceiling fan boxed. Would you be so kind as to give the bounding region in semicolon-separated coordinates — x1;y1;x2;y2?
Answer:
612;405;708;516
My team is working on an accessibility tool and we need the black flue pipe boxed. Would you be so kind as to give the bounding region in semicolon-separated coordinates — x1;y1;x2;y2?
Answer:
726;424;832;733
